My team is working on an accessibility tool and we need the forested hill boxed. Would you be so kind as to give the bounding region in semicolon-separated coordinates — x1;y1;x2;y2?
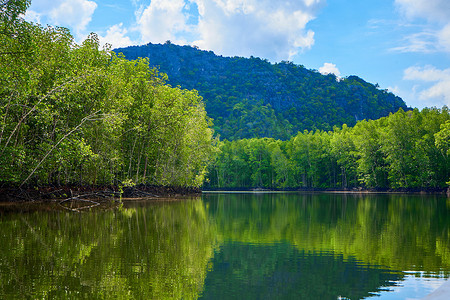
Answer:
116;42;408;140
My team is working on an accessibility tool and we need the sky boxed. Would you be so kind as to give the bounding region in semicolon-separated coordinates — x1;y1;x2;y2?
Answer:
24;0;450;109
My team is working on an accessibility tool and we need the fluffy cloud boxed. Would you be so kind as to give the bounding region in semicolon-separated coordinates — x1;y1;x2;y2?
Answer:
395;0;450;23
99;23;134;49
136;0;323;61
437;24;450;52
24;10;41;24
26;0;323;60
394;0;450;53
404;65;450;106
318;63;340;77
136;0;191;44
195;0;321;60
25;0;97;36
49;0;97;33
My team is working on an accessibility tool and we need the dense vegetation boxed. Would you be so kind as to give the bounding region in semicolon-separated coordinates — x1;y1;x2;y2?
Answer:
0;1;213;188
116;42;408;140
205;107;450;190
1;2;448;192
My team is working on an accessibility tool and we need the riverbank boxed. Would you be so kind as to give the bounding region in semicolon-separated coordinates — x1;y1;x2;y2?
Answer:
1;184;447;203
0;184;202;203
203;187;450;195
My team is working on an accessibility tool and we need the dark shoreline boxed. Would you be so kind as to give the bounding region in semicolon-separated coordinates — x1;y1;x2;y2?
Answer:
0;184;202;203
203;187;450;195
0;184;448;203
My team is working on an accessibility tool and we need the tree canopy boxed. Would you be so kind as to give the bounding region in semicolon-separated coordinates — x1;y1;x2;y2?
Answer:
205;107;450;190
0;3;214;188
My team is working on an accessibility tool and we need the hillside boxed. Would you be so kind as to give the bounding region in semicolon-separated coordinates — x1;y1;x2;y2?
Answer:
116;42;408;140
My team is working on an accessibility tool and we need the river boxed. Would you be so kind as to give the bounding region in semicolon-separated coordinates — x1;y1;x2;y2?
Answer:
0;192;449;299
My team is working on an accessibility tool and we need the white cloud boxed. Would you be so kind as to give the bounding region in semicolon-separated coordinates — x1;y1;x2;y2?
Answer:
136;0;191;44
25;0;97;37
437;24;450;52
403;65;450;107
387;86;400;95
134;0;323;61
49;0;97;33
99;23;134;49
27;0;324;61
24;10;41;24
394;0;450;53
404;65;450;82
318;63;340;77
192;0;322;60
395;0;450;23
391;26;450;53
420;81;450;104
390;31;440;53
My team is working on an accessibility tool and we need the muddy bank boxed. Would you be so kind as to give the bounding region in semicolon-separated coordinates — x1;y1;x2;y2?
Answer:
1;184;447;203
203;186;450;195
0;184;202;202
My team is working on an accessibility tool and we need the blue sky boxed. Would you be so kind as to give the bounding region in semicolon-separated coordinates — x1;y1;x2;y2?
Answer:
24;0;450;109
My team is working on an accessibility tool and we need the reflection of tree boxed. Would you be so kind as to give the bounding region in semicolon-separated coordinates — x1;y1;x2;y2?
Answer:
1;193;449;299
199;242;402;300
0;198;216;299
203;193;450;274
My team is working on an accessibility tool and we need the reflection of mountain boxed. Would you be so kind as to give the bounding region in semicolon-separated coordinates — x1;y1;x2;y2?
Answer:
202;192;450;273
199;242;402;300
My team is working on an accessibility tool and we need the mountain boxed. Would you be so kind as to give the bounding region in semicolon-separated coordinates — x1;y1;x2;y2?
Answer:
115;42;408;140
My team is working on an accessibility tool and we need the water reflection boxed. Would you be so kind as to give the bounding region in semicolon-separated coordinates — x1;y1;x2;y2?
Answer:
199;242;402;300
203;192;450;275
0;193;448;299
0;198;216;299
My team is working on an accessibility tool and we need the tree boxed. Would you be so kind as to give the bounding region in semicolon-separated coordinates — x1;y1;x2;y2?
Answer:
0;8;214;188
435;119;450;185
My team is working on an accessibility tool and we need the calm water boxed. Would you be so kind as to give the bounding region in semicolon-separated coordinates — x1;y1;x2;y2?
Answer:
0;192;449;299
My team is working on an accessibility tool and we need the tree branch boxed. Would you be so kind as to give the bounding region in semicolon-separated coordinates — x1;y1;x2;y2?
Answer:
1;71;100;156
20;110;101;187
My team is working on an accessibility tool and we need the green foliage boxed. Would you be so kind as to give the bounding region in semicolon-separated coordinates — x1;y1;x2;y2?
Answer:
435;120;450;185
205;107;450;189
116;43;408;140
0;10;214;187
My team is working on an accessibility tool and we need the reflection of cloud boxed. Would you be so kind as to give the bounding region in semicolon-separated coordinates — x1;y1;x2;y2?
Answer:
403;65;450;107
135;0;324;61
422;278;450;299
377;274;445;300
318;63;340;77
